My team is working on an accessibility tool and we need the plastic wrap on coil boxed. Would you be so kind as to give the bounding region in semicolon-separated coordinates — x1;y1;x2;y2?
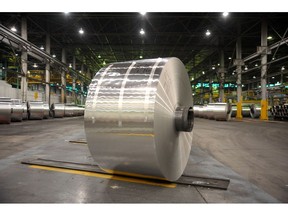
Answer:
27;101;44;120
84;57;194;181
0;97;12;124
11;99;23;122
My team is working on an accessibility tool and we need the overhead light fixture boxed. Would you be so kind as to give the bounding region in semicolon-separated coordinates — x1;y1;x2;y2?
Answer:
192;77;194;81
212;66;215;70
64;12;70;14
253;76;256;79
40;45;44;50
267;36;273;40
232;72;235;75
228;57;232;60
52;54;56;58
103;61;106;65
11;26;17;32
79;28;84;34
255;64;258;67
222;12;229;17
202;71;205;75
98;55;101;58
79;70;82;73
242;84;245;87
281;66;285;71
33;63;38;68
27;71;30;74
139;12;146;16
272;76;275;79
139;28;145;35
139;55;143;59
205;30;211;36
245;66;248;71
15;53;18;56
272;57;276;60
69;63;72;68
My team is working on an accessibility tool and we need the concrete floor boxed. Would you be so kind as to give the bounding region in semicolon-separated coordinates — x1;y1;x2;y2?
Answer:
0;116;287;203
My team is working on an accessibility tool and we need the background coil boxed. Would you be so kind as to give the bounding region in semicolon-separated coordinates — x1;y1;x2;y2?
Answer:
27;101;44;120
84;57;194;181
193;103;231;121
0;97;12;124
11;99;23;122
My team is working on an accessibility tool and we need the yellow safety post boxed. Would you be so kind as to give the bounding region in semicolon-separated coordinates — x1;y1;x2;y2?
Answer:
260;99;268;120
236;100;243;120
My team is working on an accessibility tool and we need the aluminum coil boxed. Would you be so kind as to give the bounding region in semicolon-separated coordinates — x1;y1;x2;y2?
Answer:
0;97;12;124
50;103;65;118
22;102;28;120
206;103;217;119
64;104;75;117
43;103;50;119
84;58;194;181
193;105;201;117
27;101;44;120
250;104;261;118
231;105;237;117
11;99;23;122
242;104;251;117
213;103;232;121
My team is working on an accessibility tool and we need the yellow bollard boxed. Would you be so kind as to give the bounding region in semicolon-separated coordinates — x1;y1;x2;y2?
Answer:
236;101;243;120
260;99;268;120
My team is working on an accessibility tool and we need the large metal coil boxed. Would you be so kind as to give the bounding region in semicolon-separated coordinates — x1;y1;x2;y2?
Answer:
11;99;23;122
64;104;75;117
193;103;231;121
43;103;50;119
242;104;251;117
269;105;288;119
250;104;261;118
0;97;12;124
231;105;237;117
50;103;65;118
22;102;28;120
27;101;44;120
84;57;194;181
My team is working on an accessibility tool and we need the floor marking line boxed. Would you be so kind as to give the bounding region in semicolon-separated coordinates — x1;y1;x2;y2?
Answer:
29;165;176;188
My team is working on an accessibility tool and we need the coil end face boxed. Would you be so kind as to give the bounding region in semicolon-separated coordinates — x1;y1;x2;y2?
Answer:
175;106;194;132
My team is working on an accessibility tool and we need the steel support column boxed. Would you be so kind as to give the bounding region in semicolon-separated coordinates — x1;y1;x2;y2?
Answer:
200;81;203;104
218;50;225;102
209;76;213;103
260;20;268;120
72;56;76;103
61;48;67;103
235;28;243;120
21;16;28;102
80;83;84;105
45;33;50;104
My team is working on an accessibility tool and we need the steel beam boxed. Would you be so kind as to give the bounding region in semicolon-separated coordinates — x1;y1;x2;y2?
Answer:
45;33;51;104
61;48;67;103
235;26;243;120
20;16;28;102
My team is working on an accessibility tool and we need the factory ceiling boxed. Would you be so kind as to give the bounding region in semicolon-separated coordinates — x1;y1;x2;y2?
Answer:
0;12;287;83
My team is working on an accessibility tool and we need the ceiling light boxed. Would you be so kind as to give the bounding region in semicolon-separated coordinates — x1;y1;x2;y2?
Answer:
64;12;70;14
98;55;101;58
52;54;56;58
281;66;285;71
40;45;44;50
272;57;275;60
33;63;38;68
255;64;258;67
272;76;275;79
69;64;72;68
140;28;145;35
139;12;146;16
253;76;256;79
103;61;106;65
139;55;143;59
27;71;30;74
79;71;82;73
222;12;229;17
192;77;194;81
232;72;235;75
217;63;220;66
245;66;248;71
228;57;232;60
267;36;273;40
202;71;205;75
11;26;17;32
79;28;84;34
242;84;245;87
15;53;18;56
212;66;215;70
205;30;211;36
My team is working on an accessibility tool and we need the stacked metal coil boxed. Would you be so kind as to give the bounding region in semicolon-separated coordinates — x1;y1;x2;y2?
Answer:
27;101;44;120
84;57;194;181
242;104;251;117
269;105;288;119
11;99;23;122
64;104;75;117
0;97;12;124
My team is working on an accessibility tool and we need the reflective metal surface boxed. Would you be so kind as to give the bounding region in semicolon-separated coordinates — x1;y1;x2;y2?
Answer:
50;103;65;118
250;104;261;118
194;103;231;121
27;101;44;120
43;103;50;119
64;104;75;117
11;99;23;122
0;97;12;124
242;104;251;117
84;57;193;181
22;102;28;120
231;105;237;117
